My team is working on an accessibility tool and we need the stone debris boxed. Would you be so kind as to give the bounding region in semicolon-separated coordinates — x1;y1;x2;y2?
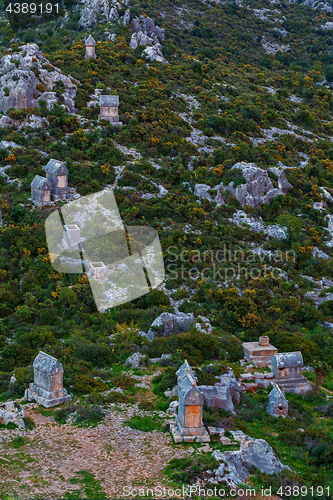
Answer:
0;401;25;429
195;316;213;334
261;36;290;55
230;210;287;240
199;370;242;413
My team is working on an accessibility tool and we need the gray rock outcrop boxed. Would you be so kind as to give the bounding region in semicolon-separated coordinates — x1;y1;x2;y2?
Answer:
0;44;77;113
194;162;292;209
129;15;167;63
148;312;195;340
0;401;25;429
125;352;146;368
199;370;242;413
218;162;292;208
213;438;290;488
142;44;168;64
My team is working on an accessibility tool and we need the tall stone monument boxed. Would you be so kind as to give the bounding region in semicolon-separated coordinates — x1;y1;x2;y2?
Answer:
31;175;52;206
170;360;210;443
98;95;122;125
45;159;69;201
25;351;72;407
85;35;96;59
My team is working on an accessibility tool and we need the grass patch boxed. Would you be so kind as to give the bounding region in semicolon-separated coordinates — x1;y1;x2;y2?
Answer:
66;470;107;499
124;415;164;432
9;436;26;448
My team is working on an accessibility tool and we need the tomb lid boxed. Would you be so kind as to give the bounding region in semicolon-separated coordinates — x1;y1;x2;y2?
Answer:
45;159;68;176
100;95;119;107
176;359;197;382
272;351;303;369
31;175;52;191
85;35;96;46
33;351;63;375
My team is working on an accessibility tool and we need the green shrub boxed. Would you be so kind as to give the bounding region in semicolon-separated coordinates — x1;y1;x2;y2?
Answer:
165;454;218;483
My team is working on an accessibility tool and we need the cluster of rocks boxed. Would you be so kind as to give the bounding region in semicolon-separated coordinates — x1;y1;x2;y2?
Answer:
129;16;167;64
0;401;26;429
194;162;293;211
0;43;77;113
240;370;275;391
261;36;290;55
79;0;127;28
229;210;287;240
78;0;168;63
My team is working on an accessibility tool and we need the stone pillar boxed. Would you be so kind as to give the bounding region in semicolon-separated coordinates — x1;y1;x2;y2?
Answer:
85;35;96;59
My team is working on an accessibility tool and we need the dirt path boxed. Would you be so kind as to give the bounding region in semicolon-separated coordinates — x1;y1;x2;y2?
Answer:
0;404;190;498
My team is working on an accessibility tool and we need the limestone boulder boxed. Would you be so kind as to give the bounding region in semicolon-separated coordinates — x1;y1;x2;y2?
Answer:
142;44;168;64
148;312;195;340
0;401;25;429
213;438;289;487
0;115;17;128
194;184;212;201
18;114;48;130
130;31;153;50
199;370;242;413
199;383;234;412
195;316;213;334
125;352;146;368
123;8;131;25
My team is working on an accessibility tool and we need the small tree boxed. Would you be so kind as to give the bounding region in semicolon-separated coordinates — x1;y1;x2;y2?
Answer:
312;359;329;395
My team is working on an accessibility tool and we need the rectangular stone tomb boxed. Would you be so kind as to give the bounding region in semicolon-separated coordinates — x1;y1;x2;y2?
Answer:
98;95;122;126
62;224;81;250
25;351;72;408
242;336;278;368
271;352;312;395
88;261;107;279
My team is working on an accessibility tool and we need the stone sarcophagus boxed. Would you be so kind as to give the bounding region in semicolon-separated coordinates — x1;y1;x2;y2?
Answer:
31;175;52;206
271;352;311;395
25;351;72;407
170;360;210;443
62;224;81;251
266;384;288;418
85;35;96;59
45;159;69;201
98;95;122;126
242;336;278;368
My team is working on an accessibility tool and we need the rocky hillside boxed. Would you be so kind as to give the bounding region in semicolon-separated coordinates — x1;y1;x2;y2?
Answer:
1;0;333;497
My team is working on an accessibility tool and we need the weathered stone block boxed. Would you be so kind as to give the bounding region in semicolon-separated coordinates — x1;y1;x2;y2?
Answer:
25;351;71;408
